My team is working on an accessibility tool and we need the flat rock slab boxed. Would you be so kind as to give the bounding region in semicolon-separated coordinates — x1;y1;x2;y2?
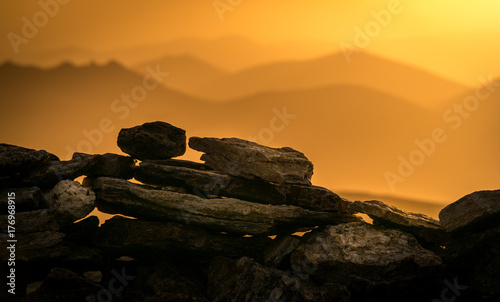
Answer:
439;189;500;233
208;256;350;302
93;216;272;261
117;121;186;160
135;160;347;212
189;137;313;185
85;177;358;235
349;200;447;245
291;222;443;300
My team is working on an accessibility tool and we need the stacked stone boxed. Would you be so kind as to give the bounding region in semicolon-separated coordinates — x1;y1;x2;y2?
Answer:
0;121;498;302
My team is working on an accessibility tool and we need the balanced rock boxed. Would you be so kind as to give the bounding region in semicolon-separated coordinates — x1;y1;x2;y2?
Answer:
208;256;350;302
189;137;313;185
93;216;272;261
85;177;359;235
44;180;95;226
439;189;500;233
135;160;348;212
291;222;443;301
117;121;186;160
349;200;447;245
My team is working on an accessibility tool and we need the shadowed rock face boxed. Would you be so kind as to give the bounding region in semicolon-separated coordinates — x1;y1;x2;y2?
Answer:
92;216;272;261
349;200;447;245
85;177;359;235
291;222;443;301
135;160;348;212
0;187;43;212
0;144;59;177
117;121;186;160
207;256;350;302
439;189;500;233
189;137;314;185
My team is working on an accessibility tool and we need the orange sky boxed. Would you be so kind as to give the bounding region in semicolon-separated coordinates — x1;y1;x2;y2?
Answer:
1;1;500;83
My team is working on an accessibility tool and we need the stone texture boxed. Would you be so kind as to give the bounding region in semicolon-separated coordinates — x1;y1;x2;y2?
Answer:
70;152;136;179
92;216;272;261
117;121;186;160
86;177;358;235
189;137;313;185
0;209;59;233
208;256;350;302
1;231;70;262
0;187;43;213
44;180;95;226
135;160;348;212
19;268;102;302
349;200;447;245
0;144;58;177
439;189;500;233
263;235;302;268
290;222;443;301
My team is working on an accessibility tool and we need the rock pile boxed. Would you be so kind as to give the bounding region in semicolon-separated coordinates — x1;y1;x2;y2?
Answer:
1;121;498;302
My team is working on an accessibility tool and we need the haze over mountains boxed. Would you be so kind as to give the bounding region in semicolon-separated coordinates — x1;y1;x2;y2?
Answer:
1;42;498;211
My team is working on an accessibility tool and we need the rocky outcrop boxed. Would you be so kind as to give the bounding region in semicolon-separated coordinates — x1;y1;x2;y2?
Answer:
439;189;500;233
3;121;498;301
86;177;358;235
92;216;272;261
207;256;350;302
189;137;313;185
349;200;447;245
135;160;348;212
117;121;186;160
290;222;443;301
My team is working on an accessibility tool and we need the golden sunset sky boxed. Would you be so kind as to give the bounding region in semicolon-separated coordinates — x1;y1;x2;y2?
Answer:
1;0;500;83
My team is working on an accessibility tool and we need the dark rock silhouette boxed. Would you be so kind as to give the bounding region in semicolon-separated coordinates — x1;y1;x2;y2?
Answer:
1;121;498;301
117;121;186;160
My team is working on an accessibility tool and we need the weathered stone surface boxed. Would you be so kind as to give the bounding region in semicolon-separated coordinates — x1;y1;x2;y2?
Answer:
120;260;210;302
0;187;43;213
93;216;272;261
208;256;350;302
439;189;500;233
263;235;302;268
291;222;443;301
44;180;95;226
19;268;102;302
135;160;348;212
1;231;70;262
0;209;59;233
189;137;313;185
117;121;186;160
349;200;447;245
86;177;359;235
71;152;135;179
0;144;59;177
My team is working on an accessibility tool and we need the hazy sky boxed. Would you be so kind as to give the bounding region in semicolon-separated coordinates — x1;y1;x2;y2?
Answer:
1;0;499;52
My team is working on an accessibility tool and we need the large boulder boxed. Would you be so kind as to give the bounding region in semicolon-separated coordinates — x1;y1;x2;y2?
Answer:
85;177;359;235
0;144;59;177
135;160;348;212
439;189;500;233
70;152;135;179
290;222;443;301
189;137;313;185
349;200;447;245
92;216;272;261
117;121;186;160
44;180;95;226
207;256;350;302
